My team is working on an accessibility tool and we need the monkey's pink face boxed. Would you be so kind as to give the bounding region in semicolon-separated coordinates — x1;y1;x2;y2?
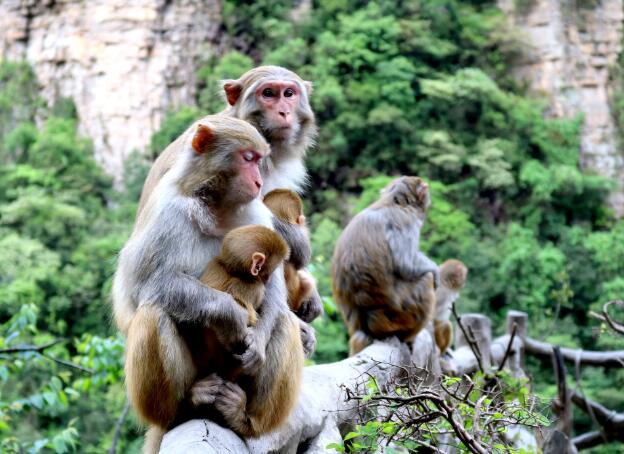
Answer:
255;81;301;137
235;149;264;202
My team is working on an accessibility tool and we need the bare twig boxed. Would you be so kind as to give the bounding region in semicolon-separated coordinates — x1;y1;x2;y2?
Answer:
0;339;93;374
497;323;518;374
109;400;131;454
451;303;484;373
0;340;63;354
589;300;624;336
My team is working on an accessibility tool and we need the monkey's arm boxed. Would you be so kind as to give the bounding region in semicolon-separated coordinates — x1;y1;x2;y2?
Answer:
273;217;311;269
385;221;439;284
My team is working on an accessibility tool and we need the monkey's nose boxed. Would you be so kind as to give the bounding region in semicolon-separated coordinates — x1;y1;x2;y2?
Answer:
279;111;290;118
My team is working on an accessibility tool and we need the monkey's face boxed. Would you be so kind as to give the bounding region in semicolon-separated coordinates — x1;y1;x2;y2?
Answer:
223;68;315;148
184;118;270;207
383;176;431;211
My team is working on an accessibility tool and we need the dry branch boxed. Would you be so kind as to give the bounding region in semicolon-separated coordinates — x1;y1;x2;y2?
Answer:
524;337;624;368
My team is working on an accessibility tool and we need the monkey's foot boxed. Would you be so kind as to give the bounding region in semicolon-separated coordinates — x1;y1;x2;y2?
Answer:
214;381;251;434
189;374;223;407
299;320;317;358
235;328;265;374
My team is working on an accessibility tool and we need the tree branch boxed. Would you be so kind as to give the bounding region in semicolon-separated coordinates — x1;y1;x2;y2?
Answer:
524;337;624;368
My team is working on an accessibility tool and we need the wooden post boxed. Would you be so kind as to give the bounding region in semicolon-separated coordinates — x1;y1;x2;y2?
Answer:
455;313;492;370
507;310;528;369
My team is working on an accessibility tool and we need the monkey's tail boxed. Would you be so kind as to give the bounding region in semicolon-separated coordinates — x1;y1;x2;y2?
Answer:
143;426;165;454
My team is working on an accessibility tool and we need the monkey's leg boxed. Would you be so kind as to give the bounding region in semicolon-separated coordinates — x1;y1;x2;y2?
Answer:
125;305;196;430
349;330;374;355
215;312;304;437
434;320;453;354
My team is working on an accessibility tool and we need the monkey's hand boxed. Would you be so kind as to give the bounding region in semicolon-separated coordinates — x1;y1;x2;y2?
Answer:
296;287;324;323
235;327;265;374
296;270;323;323
212;296;251;352
298;319;317;359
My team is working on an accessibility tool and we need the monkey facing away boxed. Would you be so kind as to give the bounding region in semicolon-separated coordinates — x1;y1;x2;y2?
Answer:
263;188;322;321
332;176;439;355
434;259;468;354
116;116;303;452
135;66;322;324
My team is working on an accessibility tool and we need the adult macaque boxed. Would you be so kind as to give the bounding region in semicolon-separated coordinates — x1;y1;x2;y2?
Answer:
263;189;322;321
135;66;322;323
434;259;468;354
114;116;303;452
332;176;439;355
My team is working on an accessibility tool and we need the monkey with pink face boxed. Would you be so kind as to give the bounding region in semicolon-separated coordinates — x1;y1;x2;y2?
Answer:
134;66;322;326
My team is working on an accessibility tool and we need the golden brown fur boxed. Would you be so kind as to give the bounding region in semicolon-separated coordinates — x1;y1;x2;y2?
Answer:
128;226;298;451
434;259;468;354
332;177;439;355
263;189;316;314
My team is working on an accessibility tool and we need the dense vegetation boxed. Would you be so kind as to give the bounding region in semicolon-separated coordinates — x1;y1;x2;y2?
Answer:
0;0;622;452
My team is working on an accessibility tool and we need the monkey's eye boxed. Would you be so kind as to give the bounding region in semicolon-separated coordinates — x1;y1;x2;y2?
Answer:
262;88;274;98
242;151;255;162
284;88;295;97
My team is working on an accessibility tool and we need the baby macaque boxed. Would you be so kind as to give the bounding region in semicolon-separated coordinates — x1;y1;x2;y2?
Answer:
263;189;321;321
434;259;468;354
200;225;289;327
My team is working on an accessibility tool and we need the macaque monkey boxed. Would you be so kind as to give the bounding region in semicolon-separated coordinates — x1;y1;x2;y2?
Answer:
187;226;303;439
434;259;468;354
263;189;322;321
135;66;322;324
200;225;289;327
332;176;439;355
115;116;302;452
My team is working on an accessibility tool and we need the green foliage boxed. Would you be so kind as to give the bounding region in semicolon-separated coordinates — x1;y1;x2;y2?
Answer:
197;51;254;113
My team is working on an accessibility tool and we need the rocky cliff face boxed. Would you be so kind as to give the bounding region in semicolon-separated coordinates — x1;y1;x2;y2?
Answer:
499;0;624;215
0;0;221;181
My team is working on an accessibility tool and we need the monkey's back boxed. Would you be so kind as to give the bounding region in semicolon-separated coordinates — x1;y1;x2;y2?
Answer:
332;207;395;312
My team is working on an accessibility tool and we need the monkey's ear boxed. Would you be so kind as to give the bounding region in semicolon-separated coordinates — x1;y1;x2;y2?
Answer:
303;81;313;96
192;124;214;154
296;214;306;226
223;80;243;106
250;252;266;276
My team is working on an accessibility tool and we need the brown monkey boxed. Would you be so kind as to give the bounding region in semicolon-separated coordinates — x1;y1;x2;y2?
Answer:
116;116;302;452
434;259;468;354
332;176;439;355
135;66;322;325
200;225;289;327
189;226;303;439
263;189;321;320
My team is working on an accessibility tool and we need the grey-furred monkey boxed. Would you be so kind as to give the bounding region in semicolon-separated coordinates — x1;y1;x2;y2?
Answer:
434;259;468;354
136;65;322;325
114;116;303;452
332;176;439;355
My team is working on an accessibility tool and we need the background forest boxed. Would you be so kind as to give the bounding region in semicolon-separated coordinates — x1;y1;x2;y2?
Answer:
0;0;623;452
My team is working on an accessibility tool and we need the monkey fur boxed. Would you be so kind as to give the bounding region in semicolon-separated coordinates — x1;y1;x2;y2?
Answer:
263;189;322;321
434;259;468;354
135;66;322;327
332;176;439;355
116;116;303;452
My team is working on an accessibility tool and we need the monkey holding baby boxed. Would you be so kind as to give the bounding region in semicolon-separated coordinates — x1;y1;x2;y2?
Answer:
115;66;323;452
117;117;304;453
